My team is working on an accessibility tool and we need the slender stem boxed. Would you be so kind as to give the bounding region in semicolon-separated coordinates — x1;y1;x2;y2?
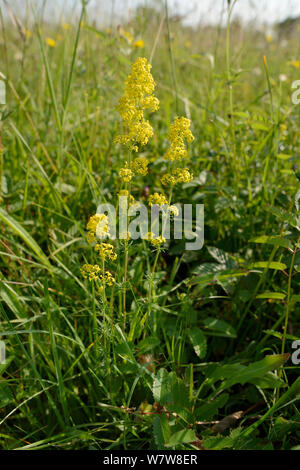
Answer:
281;236;299;356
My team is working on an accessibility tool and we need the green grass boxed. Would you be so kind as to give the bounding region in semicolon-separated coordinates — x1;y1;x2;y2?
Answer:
0;1;299;450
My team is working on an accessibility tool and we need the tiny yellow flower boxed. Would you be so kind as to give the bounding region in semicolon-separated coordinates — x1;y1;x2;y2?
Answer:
95;243;117;261
81;264;101;281
121;29;134;43
265;34;273;43
63;23;72;30
133;39;145;48
146;232;166;246
25;29;31;39
46;37;57;48
288;60;300;69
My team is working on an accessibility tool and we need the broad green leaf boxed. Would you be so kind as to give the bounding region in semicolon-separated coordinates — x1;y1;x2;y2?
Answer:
277;153;291;160
267;206;299;229
137;336;160;354
153;369;171;405
203;317;237;338
223;354;289;389
153;414;171;449
202;435;233;450
250;235;291;249
187;328;207;359
165;429;197;447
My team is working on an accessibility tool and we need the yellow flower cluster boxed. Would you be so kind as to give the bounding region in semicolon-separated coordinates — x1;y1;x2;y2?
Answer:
146;233;166;246
119;164;133;183
148;193;178;216
80;264;115;289
132;156;149;176
161;168;193;186
86;213;109;243
148;192;168;206
95;243;117;261
115;57;159;152
81;264;101;281
99;271;115;287
164;117;194;161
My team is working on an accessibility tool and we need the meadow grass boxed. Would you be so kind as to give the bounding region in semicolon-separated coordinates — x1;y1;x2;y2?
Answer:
0;1;299;450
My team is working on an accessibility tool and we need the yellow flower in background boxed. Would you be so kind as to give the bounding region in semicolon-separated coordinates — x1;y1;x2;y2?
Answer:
25;29;31;39
63;23;72;30
288;60;300;69
105;27;112;35
56;34;63;42
115;57;159;152
265;34;273;43
118;27;134;43
164;116;194;161
45;37;57;48
133;39;145;48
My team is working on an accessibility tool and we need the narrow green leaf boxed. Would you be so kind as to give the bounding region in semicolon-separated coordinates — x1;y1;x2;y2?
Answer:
0;207;51;269
256;292;286;300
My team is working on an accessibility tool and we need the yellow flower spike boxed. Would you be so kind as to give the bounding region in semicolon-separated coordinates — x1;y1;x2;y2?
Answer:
45;37;57;48
164;117;194;161
86;214;110;242
115;57;159;152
